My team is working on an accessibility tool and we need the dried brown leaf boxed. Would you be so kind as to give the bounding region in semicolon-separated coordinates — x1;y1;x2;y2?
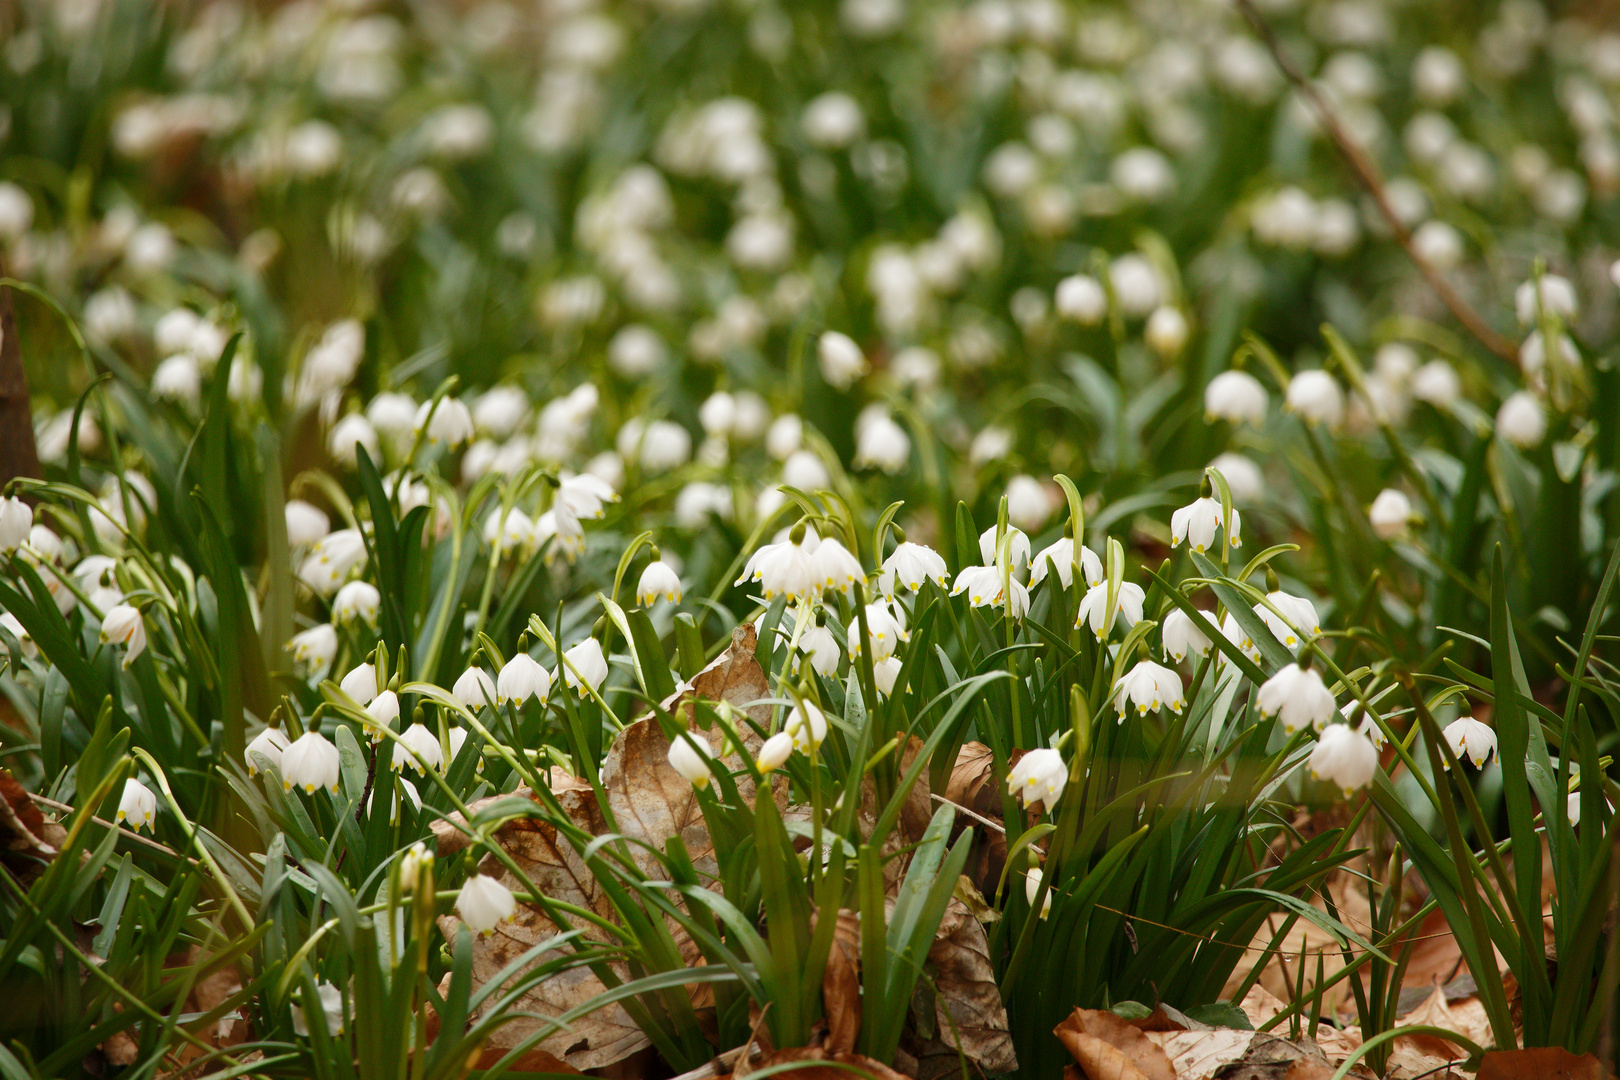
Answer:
1;768;61;885
903;899;1017;1079
1147;1029;1255;1080
823;909;862;1055
684;623;773;728
1476;1048;1617;1080
1059;1031;1156;1080
1054;1008;1175;1080
1395;987;1486;1061
723;1045;912;1080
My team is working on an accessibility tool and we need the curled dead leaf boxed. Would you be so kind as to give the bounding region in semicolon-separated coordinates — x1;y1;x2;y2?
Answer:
1476;1048;1618;1080
724;1044;913;1080
822;909;862;1055
1054;1008;1175;1080
1;768;63;885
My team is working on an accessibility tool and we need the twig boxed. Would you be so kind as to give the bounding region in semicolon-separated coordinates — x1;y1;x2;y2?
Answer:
27;792;196;862
928;792;1047;856
1235;0;1520;364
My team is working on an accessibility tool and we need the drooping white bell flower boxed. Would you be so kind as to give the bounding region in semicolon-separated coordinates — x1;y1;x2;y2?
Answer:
366;392;418;449
873;656;902;697
117;778;158;832
667;731;715;789
100;603;147;668
1255;590;1321;652
282;730;341;793
785;699;828;752
1441;717;1497;768
290;981;346;1037
747;532;820;603
415;398;476;448
331;580;380;627
285;500;331;549
151;354;202;407
1308;723;1379;793
1028;537;1103;590
853;413;910;473
1162;607;1219;663
1006;476;1054;532
327;413;379;468
369;775;422;823
951;565;1005;608
756;731;794;772
556;473;620;520
1170;497;1240;553
364;691;401;743
1025;867;1052;919
817;330;868;389
796;618;842;676
562;638;609;694
340;661;379;705
245;728;290;777
497;653;552;708
1204;370;1268;425
1411;360;1461;406
879;541;949;595
1218;612;1263;668
1112;660;1187;720
1514;275;1577;325
1368;489;1412;539
1007;748;1067;813
456;874;517;935
1075;581;1146;640
636;560;683;606
299;529;368;596
1495;391;1547;449
394;723;445;775
1054;273;1107;324
472;385;530;439
848;601;909;662
1285;370;1345;427
1144;306;1189;358
810;537;864;596
1256;665;1337;734
289;624;337;676
978;525;1031;571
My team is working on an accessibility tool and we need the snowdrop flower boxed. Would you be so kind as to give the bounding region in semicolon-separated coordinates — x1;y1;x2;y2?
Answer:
331;580;380;627
978;525;1030;571
1171;497;1240;553
151;355;202;407
1285;371;1345;427
951;565;1007;609
285;501;331;548
483;508;535;555
1442;717;1497;768
365;691;401;742
1029;537;1103;590
1144;307;1189;358
637;559;682;606
562;638;609;694
21;524;62;566
452;667;496;712
849;601;908;662
282;730;341;793
1515;275;1577;325
456;874;516;935
497;653;552;707
1109;254;1161;316
766;415;803;460
802;91;865;148
1204;370;1268;425
369;776;422;823
817;331;868;389
1075;581;1146;640
245;728;290;776
1162;608;1218;663
970;426;1014;467
810;537;864;596
1209;454;1263;505
1368;489;1412;539
394;723;445;775
1219;612;1262;667
327;413;379;468
366;392;418;450
1411;360;1461;407
795;617;842;676
300;529;368;596
289;624;338;675
1008;748;1067;813
0;613;33;656
873;656;902;697
1054;274;1107;324
1256;665;1337;734
415;398;475;448
0;497;32;552
447;727;480;771
1006;476;1053;532
291;981;345;1037
1496;391;1546;449
340;661;379;705
620;418;692;472
667;732;715;789
757;732;794;772
785;699;828;752
853;414;910;473
118;779;158;832
1113;660;1186;719
880;541;949;595
1025;867;1052;919
744;530;821;603
1256;589;1321;651
1309;724;1379;793
472;386;530;439
100;604;146;667
557;473;619;520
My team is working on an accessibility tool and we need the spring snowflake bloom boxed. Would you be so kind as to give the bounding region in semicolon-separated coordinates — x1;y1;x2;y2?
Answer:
118;778;158;832
472;386;529;439
1496;391;1547;449
1171;497;1240;553
291;981;345;1037
456;874;517;935
365;691;401;742
100;604;147;668
300;529;368;596
282;730;341;793
811;538;864;595
497;653;552;707
1029;537;1103;590
1025;867;1052;919
370;776;422;824
340;661;379;705
853;413;910;473
152;354;202;406
1204;370;1268;425
667;732;715;789
873;656;902;697
562;638;609;694
743;531;820;603
0;497;34;553
331;580;380;626
245;728;290;776
452;667;497;712
637;560;683;606
951;565;1007;608
1113;660;1186;720
1515;275;1577;325
1055;273;1107;324
1411;359;1461;407
1162;608;1218;663
978;525;1031;570
394;723;445;775
756;731;794;772
1368;489;1412;539
1145;307;1189;358
849;601;909;662
1256;590;1321;651
1075;581;1146;640
556;473;619;520
1006;476;1053;532
880;542;949;595
415;398;475;447
817;331;868;389
1442;717;1497;768
1256;665;1337;734
785;699;829;753
285;500;331;548
1309;723;1379;793
1219;612;1262;666
290;624;337;675
327;413;379;467
796;618;842;676
1285;371;1345;427
1007;748;1067;813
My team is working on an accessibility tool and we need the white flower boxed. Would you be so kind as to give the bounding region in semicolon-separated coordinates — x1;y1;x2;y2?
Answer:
473;386;529;438
288;624;338;676
1256;665;1337;734
817;331;868;389
327;413;379;467
100;604;147;668
331;580;380;627
415;398;475;447
873;656;902;697
1025;867;1052;919
745;533;820;603
448;727;480;770
796;619;842;676
1144;307;1189;358
1496;391;1546;449
1368;489;1412;539
340;661;379;706
1171;497;1240;553
1442;717;1497;768
456;874;516;935
1006;476;1053;532
369;775;422;823
497;653;552;707
766;414;803;460
621;418;691;472
300;529;368;596
1007;748;1067;813
978;525;1031;570
1285;371;1345;427
1113;660;1186;719
245;728;290;776
636;560;683;606
1256;590;1321;652
483;508;535;555
802;91;865;148
1515;275;1577;325
285;500;331;548
667;732;715;789
117;778;158;831
951;565;1006;608
785;699;828;752
562;638;609;694
1219;612;1262;667
296;320;364;406
1028;537;1102;590
853;414;910;473
394;723;445;775
1075;581;1145;640
1055;273;1107;324
1163;607;1218;663
1309;724;1379;793
849;601;909;662
151;355;202;406
366;392;418;448
557;473;619;520
1110;254;1161;316
282;730;341;793
290;981;345;1037
757;731;794;772
810;538;865;595
880;542;950;595
365;691;401;742
1204;370;1268;425
0;497;33;552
